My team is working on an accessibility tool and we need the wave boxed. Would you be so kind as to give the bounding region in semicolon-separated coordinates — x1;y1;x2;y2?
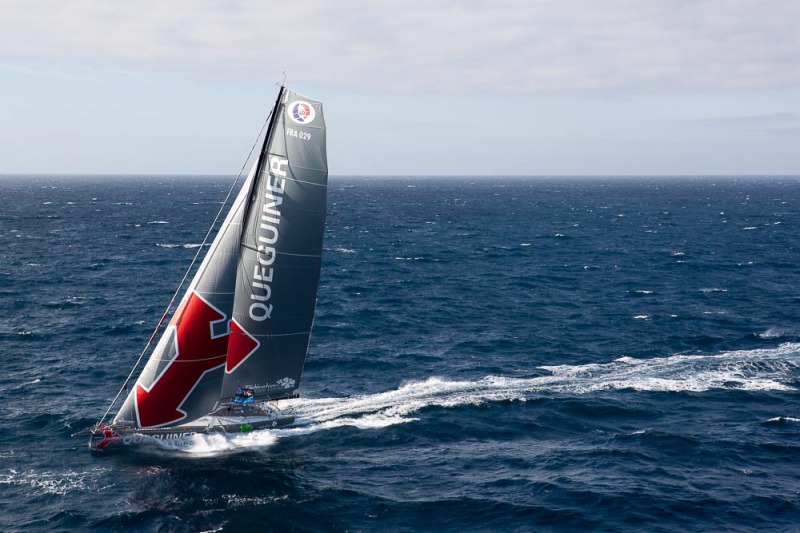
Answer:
167;343;800;456
155;243;206;249
765;416;800;424
757;327;787;340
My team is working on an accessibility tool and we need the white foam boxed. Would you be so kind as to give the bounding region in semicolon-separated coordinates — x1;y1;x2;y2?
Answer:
766;416;800;423
757;327;785;339
0;467;112;496
174;430;280;456
156;243;204;249
170;343;800;456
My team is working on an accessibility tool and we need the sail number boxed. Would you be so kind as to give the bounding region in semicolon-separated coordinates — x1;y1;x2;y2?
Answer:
286;127;311;141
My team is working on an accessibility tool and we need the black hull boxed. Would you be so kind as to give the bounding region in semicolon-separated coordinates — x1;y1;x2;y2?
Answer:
89;412;296;450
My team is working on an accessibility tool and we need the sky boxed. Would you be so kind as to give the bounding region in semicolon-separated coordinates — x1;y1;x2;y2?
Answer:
1;0;798;176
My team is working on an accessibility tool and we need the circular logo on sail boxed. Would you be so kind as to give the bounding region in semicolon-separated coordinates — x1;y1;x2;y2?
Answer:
288;101;315;124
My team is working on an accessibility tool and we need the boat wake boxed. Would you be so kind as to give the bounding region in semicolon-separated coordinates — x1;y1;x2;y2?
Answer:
162;343;800;455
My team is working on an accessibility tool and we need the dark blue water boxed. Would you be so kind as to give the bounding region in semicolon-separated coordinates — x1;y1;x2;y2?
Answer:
2;176;800;532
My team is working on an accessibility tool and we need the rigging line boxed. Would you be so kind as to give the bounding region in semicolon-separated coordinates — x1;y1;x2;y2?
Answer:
96;106;276;428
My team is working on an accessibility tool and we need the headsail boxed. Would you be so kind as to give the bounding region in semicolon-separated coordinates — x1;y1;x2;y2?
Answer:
222;88;328;400
113;165;257;428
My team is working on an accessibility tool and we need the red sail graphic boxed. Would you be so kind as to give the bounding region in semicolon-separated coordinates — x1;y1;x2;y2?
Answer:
226;319;260;373
135;292;256;428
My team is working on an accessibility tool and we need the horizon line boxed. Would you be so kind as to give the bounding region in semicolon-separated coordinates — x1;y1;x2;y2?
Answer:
1;173;799;179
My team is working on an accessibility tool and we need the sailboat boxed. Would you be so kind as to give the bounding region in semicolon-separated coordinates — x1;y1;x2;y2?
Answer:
89;86;328;450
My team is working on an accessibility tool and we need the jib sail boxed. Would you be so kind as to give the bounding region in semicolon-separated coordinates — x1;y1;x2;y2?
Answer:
113;166;256;428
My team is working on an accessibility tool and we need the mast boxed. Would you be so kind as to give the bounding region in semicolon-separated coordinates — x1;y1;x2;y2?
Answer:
240;85;286;232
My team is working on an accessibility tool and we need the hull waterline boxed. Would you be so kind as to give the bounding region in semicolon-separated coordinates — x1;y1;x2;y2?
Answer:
89;402;296;450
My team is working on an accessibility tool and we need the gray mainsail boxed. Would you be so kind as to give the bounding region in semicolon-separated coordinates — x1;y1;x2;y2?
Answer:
222;88;328;399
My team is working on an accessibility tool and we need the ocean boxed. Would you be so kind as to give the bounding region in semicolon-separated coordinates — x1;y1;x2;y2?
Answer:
1;175;799;532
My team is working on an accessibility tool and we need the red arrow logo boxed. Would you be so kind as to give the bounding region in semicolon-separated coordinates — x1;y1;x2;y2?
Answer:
134;291;256;428
226;319;260;373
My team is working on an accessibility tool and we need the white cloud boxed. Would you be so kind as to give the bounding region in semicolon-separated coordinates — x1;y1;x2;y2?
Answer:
1;0;799;94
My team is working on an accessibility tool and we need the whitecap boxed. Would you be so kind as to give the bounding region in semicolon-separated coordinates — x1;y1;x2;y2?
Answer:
765;417;800;423
155;243;205;249
757;327;785;339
